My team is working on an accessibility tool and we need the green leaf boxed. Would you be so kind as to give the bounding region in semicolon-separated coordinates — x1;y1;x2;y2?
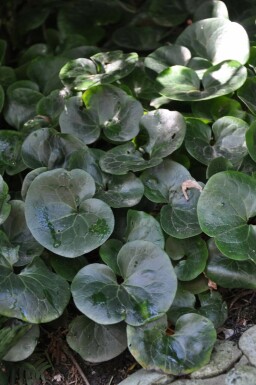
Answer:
3;325;39;362
112;26;164;51
95;173;144;208
246;122;256;163
237;77;256;115
0;131;26;175
140;159;191;203
127;314;216;375
0;321;32;360
191;96;246;122
156;61;247;101
145;45;191;76
185;116;249;166
83;85;143;143
18;43;49;65
2;200;44;266
60;51;138;91
197;291;227;328
0;231;19;266
71;240;177;326
21;168;48;200
0;175;11;225
27;56;68;94
67;315;127;363
50;254;88;282
125;210;164;249
139;109;186;159
166;236;208;281
206;157;234;179
25;168;114;257
0;257;70;323
197;171;256;261
4;88;43;130
99;142;162;175
0;66;16;89
0;39;7;65
36;90;65;127
176;18;250;65
99;239;123;276
206;238;256;288
148;0;194;27
21;127;84;169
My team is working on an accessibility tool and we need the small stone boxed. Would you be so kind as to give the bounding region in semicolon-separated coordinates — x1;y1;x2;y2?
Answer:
190;340;242;379
225;365;256;385
171;374;226;385
238;325;256;366
234;355;250;368
117;369;174;385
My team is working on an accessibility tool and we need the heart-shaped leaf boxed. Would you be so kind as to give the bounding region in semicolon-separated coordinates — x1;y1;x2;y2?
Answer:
99;142;162;175
166;236;208;280
60;51;138;91
25;168;114;257
0;320;32;360
67;315;127;362
0;131;26;175
139;109;186;159
95;173;144;208
185;116;249;166
127;313;216;375
50;254;88;282
71;240;177;326
36;90;65;127
0;257;70;323
176;18;250;65
156;61;247;101
2;200;44;266
197;171;256;261
125;210;164;249
206;238;256;288
22;127;84;169
99;239;123;276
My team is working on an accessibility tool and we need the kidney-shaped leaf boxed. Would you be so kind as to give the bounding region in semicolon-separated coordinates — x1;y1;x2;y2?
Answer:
0;175;11;225
71;240;177;326
127;313;216;375
197;171;256;261
67;315;127;363
139;109;186;159
0;257;70;323
166;236;208;281
185;116;248;166
156;61;247;101
176;18;250;65
25;168;114;257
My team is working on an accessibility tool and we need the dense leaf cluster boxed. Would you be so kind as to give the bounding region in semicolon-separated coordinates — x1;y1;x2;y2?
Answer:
0;0;256;377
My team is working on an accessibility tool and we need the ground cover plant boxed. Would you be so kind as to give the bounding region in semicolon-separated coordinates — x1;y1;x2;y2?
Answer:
0;0;256;382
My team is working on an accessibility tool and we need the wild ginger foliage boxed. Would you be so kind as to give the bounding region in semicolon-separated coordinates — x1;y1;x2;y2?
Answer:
0;0;255;375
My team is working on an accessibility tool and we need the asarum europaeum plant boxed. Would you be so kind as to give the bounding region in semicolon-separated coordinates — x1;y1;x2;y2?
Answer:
0;0;256;377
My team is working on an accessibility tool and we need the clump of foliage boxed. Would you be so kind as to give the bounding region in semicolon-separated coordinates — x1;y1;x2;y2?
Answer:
0;0;256;379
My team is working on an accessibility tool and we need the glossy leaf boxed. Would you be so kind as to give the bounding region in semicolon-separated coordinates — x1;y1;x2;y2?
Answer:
166;236;208;281
99;239;123;276
36;90;65;127
148;0;196;27
99;142;162;175
112;26;164;51
25;168;114;257
22;127;84;169
198;171;256;261
67;315;127;363
176;18;250;65
0;257;70;323
0;131;26;175
125;210;164;248
3;325;39;362
206;157;234;179
206;238;256;288
0;175;11;225
185;116;248;166
139;109;186;159
2;200;44;266
194;0;229;21
60;51;138;91
95;173;144;208
71;240;177;326
156;61;247;101
4;88;43;130
127;313;216;375
145;45;191;76
50;254;88;282
246;121;256;162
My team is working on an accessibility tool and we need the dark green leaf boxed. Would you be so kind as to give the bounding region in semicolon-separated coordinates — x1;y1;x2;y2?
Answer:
50;254;88;282
0;175;11;225
0;85;4;113
246;121;256;162
25;168;114;257
237;77;256;115
194;1;229;21
127;314;216;375
99;239;123;276
0;131;26;175
3;325;39;362
36;90;65;127
67;315;127;362
112;26;164;51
